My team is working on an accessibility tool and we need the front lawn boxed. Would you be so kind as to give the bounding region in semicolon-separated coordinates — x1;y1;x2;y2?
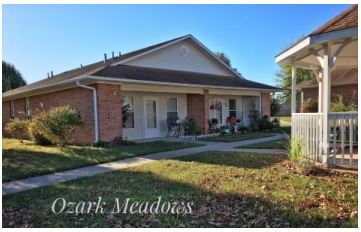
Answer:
237;139;287;149
202;133;274;142
3;151;357;227
2;138;202;182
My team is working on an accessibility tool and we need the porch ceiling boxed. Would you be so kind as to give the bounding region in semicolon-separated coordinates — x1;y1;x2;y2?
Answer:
276;28;358;70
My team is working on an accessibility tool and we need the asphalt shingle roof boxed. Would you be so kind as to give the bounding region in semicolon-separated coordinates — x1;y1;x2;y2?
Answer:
3;34;279;98
93;64;280;90
310;5;357;35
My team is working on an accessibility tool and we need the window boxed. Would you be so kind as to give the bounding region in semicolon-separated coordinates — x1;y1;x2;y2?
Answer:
122;96;134;128
10;100;15;118
167;98;178;121
25;98;31;117
229;99;237;118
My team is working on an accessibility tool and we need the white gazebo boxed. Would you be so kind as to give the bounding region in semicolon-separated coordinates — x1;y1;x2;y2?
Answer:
275;5;358;168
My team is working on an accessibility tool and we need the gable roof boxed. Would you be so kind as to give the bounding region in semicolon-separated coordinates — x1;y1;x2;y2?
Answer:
3;34;279;99
310;5;357;35
93;64;279;90
298;68;357;89
3;35;187;98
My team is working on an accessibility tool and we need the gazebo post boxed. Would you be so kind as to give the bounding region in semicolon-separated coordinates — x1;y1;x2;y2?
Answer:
321;43;331;165
291;63;296;138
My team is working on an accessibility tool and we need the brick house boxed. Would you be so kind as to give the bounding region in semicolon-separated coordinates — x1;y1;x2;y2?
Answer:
3;35;278;144
299;68;357;110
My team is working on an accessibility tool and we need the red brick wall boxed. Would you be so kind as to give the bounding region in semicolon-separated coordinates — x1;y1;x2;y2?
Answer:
2;101;11;136
3;88;94;144
95;83;122;141
3;84;124;144
302;84;358;107
261;92;270;116
187;89;209;133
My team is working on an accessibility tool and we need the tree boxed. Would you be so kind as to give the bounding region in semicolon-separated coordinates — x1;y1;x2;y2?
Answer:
215;51;239;73
270;96;282;117
275;65;315;103
215;52;231;67
2;61;27;92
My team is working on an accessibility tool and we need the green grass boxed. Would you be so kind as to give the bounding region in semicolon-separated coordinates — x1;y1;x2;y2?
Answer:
202;133;275;142
2;151;357;227
2;138;202;182
237;139;286;149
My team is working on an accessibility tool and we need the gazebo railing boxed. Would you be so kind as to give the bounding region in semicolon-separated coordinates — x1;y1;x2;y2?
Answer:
292;112;358;167
292;113;323;162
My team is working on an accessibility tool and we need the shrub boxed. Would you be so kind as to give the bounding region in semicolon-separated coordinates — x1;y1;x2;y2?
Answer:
5;118;30;142
31;106;82;146
331;95;357;112
285;136;303;162
184;117;198;135
28;118;53;145
301;99;318;113
257;115;274;131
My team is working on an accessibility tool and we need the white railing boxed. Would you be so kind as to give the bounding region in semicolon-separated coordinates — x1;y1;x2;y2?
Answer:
292;112;358;167
292;113;323;162
329;112;358;166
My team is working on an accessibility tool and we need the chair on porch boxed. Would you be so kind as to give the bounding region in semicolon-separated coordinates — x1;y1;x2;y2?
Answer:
166;114;179;137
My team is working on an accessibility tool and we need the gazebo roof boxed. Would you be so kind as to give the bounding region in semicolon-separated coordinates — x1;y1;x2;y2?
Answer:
275;5;358;69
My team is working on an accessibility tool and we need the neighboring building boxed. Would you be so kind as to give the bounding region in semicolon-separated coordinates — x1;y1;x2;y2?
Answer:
299;68;357;109
3;34;278;144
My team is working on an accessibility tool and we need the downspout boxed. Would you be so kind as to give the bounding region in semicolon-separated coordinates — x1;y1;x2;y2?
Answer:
76;81;99;143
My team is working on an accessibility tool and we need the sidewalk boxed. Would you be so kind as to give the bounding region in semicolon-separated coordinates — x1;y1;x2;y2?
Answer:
3;134;285;196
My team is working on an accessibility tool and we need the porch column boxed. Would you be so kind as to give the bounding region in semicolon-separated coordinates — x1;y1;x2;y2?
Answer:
186;89;209;134
322;43;331;165
318;75;323;113
291;64;297;114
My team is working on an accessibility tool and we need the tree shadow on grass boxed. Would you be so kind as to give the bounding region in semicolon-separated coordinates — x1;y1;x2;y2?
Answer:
2;167;356;228
175;151;287;169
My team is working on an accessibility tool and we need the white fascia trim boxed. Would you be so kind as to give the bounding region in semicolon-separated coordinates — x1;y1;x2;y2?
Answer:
87;75;278;92
111;34;243;79
2;75;89;100
275;37;311;64
2;74;279;101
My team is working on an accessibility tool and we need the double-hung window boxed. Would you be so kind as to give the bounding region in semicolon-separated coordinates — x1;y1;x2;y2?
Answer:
122;96;134;128
167;98;178;122
229;99;237;118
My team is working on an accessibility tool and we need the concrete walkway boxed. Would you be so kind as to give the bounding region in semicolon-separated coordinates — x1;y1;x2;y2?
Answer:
3;134;285;196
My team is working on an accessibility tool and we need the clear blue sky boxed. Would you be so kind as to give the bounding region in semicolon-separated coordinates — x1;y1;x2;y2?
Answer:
3;4;351;86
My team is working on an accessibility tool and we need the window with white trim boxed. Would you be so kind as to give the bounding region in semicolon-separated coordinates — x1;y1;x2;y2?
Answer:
122;96;134;128
25;98;31;117
10;100;15;118
166;97;178;121
229;99;237;118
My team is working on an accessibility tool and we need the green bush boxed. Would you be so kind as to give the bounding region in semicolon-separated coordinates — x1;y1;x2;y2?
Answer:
258;116;274;131
28;118;53;145
301;99;318;113
285;136;303;162
31;106;82;146
184;117;198;135
331;95;357;112
5;118;30;142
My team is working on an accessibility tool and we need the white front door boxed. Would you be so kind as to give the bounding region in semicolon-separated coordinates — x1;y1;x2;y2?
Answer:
144;97;160;138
